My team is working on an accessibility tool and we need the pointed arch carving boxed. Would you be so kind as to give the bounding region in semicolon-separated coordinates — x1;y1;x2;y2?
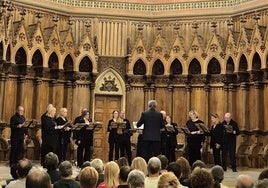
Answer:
133;59;146;75
239;54;248;72
79;56;93;72
63;54;74;71
207;57;221;74
170;59;182;75
32;49;43;67
15;47;27;65
152;59;164;75
252;52;261;70
226;57;234;74
6;45;11;62
48;52;59;69
189;58;201;74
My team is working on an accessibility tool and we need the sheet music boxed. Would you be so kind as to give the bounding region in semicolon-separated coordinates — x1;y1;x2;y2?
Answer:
133;122;144;130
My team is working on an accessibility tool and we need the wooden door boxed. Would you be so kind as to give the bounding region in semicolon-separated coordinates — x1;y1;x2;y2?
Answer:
93;95;121;162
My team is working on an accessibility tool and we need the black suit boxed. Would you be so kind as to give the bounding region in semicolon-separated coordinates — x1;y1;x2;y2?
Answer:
75;117;93;167
222;119;240;171
137;108;164;161
107;119;119;161
41;114;58;166
9;112;27;166
118;118;132;164
210;123;224;166
165;123;178;162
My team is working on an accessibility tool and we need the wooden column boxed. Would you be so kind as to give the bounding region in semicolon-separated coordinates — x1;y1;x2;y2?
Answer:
33;77;42;119
143;85;155;109
228;84;237;117
64;81;74;118
167;85;173;115
185;84;191;113
17;75;26;106
240;83;249;130
49;79;57;105
0;73;6;120
89;82;95;119
253;82;263;130
223;84;229;113
204;84;210;124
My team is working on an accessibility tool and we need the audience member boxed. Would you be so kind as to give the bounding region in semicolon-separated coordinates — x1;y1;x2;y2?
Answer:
253;179;268;188
131;157;148;175
211;165;228;188
91;158;104;186
157;155;169;174
44;152;60;184
235;174;253;188
176;157;191;187
81;161;91;169
127;169;145;188
158;172;186;188
167;162;181;180
6;158;32;188
26;166;51;188
191;160;206;171
97;161;120;188
53;161;80;188
118;166;132;188
258;168;268;180
144;157;161;188
117;157;129;168
191;167;214;188
79;166;99;188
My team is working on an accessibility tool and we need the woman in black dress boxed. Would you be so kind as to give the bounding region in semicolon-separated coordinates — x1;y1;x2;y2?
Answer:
56;108;71;162
210;113;224;166
107;110;120;161
165;115;178;162
186;110;205;166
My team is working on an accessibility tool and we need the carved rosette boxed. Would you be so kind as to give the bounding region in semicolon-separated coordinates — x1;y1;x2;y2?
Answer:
35;35;42;44
191;45;199;53
210;44;218;52
173;45;180;53
83;43;91;51
136;46;144;54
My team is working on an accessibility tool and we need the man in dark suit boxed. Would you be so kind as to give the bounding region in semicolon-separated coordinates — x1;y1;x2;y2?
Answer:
9;106;28;167
136;100;164;161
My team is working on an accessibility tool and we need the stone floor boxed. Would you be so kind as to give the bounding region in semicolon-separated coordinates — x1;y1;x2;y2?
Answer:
0;161;265;188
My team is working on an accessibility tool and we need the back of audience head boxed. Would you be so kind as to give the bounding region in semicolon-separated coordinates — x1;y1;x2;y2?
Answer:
258;168;268;180
158;172;180;188
157;155;169;171
192;160;206;170
104;161;120;187
191;167;214;188
79;166;99;188
45;152;59;170
117;157;129;168
236;174;253;188
254;179;268;188
119;166;132;183
148;157;161;175
176;157;191;180
26;167;51;188
131;157;148;175
17;158;33;178
167;162;181;180
211;165;224;188
91;158;104;174
58;160;73;178
81;161;91;170
127;169;145;188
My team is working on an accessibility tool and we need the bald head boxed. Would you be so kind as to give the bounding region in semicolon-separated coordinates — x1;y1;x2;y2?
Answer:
235;174;253;188
26;167;51;188
224;112;232;123
147;157;161;175
17;106;24;116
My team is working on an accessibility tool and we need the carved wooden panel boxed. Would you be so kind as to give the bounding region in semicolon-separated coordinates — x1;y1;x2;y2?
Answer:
239;54;248;72
170;59;182;75
152;59;164;75
252;52;261;70
133;59;146;75
207;57;221;74
15;47;27;65
63;54;74;71
79;56;93;72
189;58;201;74
226;57;234;74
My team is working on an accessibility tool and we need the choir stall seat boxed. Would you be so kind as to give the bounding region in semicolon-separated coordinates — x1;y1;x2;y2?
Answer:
236;131;252;167
0;137;9;161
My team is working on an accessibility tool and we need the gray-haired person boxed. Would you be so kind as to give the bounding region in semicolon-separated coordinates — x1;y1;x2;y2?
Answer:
127;169;145;188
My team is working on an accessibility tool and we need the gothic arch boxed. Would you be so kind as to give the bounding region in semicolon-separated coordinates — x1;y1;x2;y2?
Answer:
63;54;74;71
189;58;201;74
79;56;93;72
6;45;10;62
32;49;43;67
48;52;59;69
15;47;27;65
170;58;182;75
252;52;261;70
152;59;164;75
239;54;248;72
207;57;221;74
226;57;235;74
133;59;146;75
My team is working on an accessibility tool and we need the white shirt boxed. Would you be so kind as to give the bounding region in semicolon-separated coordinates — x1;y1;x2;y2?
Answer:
6;178;26;188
